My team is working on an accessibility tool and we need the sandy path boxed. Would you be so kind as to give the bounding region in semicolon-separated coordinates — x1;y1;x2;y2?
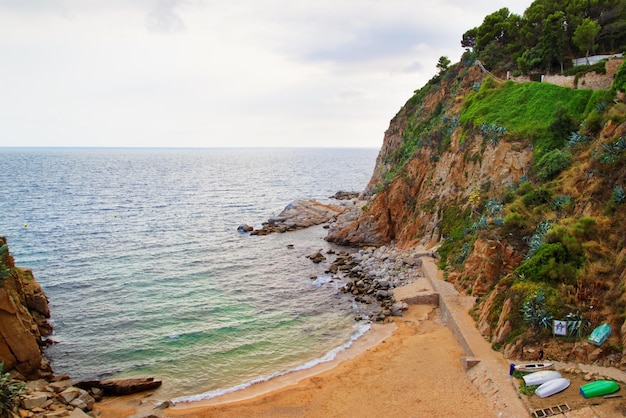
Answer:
161;305;495;418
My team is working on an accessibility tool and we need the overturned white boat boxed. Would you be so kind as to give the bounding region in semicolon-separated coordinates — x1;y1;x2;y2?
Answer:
523;370;562;386
535;378;570;398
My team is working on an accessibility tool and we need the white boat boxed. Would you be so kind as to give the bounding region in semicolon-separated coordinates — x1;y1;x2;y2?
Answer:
523;370;562;386
514;362;554;373
535;378;570;398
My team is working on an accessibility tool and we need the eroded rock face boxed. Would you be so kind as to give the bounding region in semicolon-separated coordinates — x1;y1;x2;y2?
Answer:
0;237;53;380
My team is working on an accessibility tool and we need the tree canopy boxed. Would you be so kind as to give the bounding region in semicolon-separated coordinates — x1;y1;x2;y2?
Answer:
462;0;626;75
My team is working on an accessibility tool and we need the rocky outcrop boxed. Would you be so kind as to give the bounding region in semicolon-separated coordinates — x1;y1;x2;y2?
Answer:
0;237;53;380
310;246;426;322
447;238;523;297
251;199;350;235
76;377;162;395
17;377;98;417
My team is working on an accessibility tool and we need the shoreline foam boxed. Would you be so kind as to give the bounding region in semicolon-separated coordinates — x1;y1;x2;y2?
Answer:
169;320;377;405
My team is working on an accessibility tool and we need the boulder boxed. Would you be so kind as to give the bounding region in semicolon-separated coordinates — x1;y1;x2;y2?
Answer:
21;393;48;410
251;200;350;235
77;377;162;395
69;408;92;418
307;251;326;264
237;224;253;233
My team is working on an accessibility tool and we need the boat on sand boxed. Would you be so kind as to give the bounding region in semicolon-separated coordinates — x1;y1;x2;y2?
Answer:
535;378;570;398
523;370;562;386
580;380;620;398
513;362;554;373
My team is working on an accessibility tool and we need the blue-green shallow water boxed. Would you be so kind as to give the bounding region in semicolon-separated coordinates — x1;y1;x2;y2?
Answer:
0;147;377;401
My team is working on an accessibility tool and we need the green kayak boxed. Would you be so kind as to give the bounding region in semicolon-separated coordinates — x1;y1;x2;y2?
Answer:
579;380;620;398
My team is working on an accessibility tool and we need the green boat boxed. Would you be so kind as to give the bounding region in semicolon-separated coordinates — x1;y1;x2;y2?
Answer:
579;380;620;398
588;323;611;346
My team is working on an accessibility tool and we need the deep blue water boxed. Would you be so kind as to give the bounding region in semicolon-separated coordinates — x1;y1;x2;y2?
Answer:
0;147;377;400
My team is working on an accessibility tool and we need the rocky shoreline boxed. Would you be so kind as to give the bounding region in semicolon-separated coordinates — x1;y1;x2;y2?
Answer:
16;376;163;418
309;245;427;322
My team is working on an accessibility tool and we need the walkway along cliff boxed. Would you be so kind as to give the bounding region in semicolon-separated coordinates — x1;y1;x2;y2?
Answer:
327;53;626;366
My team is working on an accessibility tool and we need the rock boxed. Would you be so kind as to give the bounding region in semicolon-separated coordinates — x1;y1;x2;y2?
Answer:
58;387;95;411
21;393;48;410
77;377;162;395
237;224;253;233
49;379;76;393
330;191;360;200
59;387;81;404
391;302;409;317
251;200;350;235
69;408;91;418
588;347;603;362
25;379;49;391
307;251;326;264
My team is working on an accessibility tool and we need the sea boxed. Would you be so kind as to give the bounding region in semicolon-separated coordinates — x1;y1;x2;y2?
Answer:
0;147;379;402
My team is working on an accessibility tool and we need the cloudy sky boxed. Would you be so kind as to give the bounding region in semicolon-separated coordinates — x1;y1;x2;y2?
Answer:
0;0;528;148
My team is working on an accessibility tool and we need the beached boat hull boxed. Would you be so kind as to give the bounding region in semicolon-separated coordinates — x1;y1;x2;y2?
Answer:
535;378;570;398
580;380;620;398
514;362;554;373
588;324;611;346
523;370;562;386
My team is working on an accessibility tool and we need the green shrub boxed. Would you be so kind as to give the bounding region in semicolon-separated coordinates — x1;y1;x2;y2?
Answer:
523;187;553;208
515;228;584;285
0;362;26;417
516;181;534;196
503;212;529;230
535;149;573;181
572;217;596;240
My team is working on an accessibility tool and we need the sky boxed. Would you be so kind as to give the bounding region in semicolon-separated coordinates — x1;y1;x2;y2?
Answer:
0;0;528;148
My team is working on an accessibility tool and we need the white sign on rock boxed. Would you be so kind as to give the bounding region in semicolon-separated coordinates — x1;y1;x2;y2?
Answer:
553;320;568;336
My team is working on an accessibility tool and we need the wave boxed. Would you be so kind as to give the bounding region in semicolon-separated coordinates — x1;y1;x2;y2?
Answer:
170;322;371;404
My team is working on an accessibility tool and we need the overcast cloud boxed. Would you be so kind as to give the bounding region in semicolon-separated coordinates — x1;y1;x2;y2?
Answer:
0;0;527;148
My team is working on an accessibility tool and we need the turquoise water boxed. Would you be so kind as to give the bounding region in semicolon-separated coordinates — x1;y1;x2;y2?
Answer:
0;147;377;400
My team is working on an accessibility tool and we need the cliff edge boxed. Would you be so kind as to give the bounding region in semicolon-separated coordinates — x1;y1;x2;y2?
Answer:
0;236;53;380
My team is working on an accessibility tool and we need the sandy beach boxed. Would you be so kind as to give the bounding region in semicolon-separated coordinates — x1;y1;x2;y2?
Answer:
95;255;534;418
96;304;498;417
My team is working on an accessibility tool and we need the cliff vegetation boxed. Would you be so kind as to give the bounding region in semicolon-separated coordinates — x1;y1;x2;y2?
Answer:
328;0;626;366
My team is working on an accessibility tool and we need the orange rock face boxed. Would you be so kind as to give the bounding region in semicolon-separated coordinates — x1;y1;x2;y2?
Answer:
0;238;52;380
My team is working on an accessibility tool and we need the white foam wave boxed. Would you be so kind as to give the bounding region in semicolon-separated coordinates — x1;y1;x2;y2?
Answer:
170;322;371;404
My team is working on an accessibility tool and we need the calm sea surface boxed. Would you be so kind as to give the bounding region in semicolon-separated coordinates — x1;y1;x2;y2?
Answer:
0;147;378;401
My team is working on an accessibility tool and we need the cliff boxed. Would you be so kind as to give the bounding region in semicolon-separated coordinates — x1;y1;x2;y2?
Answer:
0;237;53;380
328;54;626;366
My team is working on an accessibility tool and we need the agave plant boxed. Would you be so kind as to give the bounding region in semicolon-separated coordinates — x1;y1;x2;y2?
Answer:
521;289;554;330
612;186;625;204
568;131;589;147
564;312;591;338
485;199;503;215
524;220;553;259
552;195;573;212
479;122;507;145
